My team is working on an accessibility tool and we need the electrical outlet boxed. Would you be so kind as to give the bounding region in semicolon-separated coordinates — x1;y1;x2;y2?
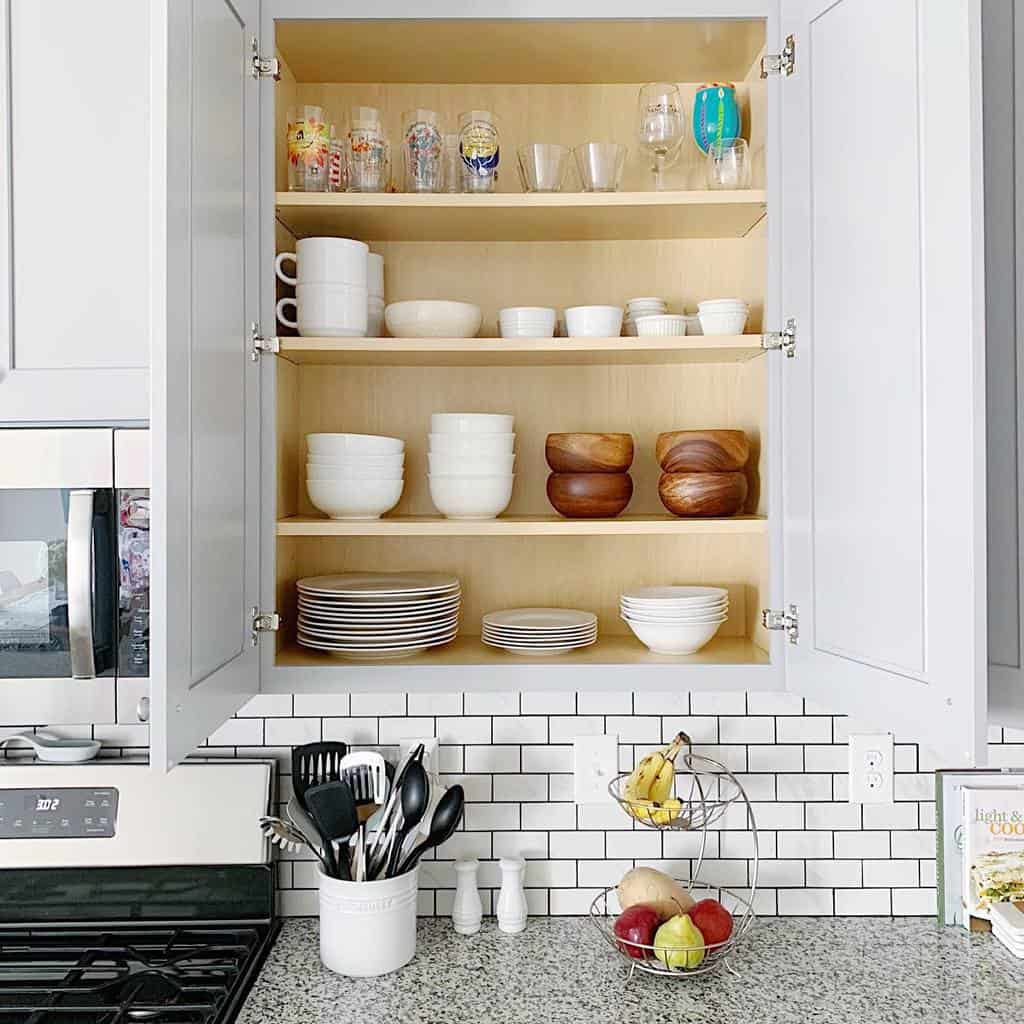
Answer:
573;734;618;805
399;737;438;776
848;732;894;804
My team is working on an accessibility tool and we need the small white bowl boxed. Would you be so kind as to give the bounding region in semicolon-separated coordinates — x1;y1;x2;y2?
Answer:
564;305;623;338
626;296;668;308
307;452;405;469
428;474;514;520
428;452;516;475
307;477;404;520
698;309;749;336
499;307;557;339
307;433;404;455
431;413;515;435
633;314;688;337
385;300;482;339
622;615;725;655
307;466;404;481
698;298;749;309
428;432;515;455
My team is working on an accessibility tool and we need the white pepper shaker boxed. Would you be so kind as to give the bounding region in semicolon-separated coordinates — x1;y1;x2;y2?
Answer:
496;856;528;934
452;859;482;936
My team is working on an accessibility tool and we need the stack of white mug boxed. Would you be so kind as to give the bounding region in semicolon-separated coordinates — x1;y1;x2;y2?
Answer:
367;252;384;336
275;237;380;338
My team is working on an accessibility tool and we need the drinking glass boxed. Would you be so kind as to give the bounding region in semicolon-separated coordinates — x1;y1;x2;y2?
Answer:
327;130;346;193
347;106;389;193
637;83;686;190
287;105;330;192
573;143;627;192
402;109;443;193
516;144;570;192
706;138;751;189
458;110;500;193
442;134;462;193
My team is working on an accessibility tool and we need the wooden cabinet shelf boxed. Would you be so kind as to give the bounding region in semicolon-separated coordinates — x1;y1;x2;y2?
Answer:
274;190;767;243
277;335;765;367
277;514;768;538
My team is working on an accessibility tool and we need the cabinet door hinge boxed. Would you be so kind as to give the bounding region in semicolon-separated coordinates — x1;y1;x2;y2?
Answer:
250;38;281;80
250;322;280;361
761;34;796;78
251;608;281;646
761;318;796;358
761;605;799;644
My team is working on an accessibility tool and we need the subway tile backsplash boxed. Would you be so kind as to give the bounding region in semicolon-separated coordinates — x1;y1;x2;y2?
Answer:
4;691;1021;919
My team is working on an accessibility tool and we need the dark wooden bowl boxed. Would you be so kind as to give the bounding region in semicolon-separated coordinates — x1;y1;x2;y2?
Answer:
545;433;634;474
547;472;633;518
656;429;750;473
658;471;748;517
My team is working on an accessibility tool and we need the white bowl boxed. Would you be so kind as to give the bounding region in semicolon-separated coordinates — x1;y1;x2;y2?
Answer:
307;477;404;520
307;433;404;455
698;298;749;309
428;474;514;519
430;413;514;435
307;452;405;469
698;309;749;335
622;609;728;626
499;307;557;339
428;452;516;476
307;467;404;481
564;305;623;338
622;615;725;655
428;432;515;455
626;296;668;308
633;314;688;337
385;300;482;339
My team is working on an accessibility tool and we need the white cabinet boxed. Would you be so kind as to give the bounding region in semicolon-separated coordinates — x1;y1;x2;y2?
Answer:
0;0;149;424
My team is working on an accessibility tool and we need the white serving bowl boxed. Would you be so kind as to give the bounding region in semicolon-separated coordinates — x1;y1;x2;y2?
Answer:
307;477;404;520
385;300;482;339
307;466;404;482
564;305;624;338
428;474;514;519
307;452;405;470
622;609;727;626
622;615;725;655
621;585;729;604
499;307;557;339
428;432;515;455
428;452;516;476
633;314;688;337
307;433;405;455
430;413;514;435
698;309;749;335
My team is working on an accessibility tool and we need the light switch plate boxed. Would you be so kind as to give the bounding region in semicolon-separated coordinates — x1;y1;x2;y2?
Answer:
574;734;618;805
848;732;894;804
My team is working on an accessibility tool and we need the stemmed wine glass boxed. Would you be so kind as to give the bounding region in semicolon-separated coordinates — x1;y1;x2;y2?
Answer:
637;83;686;190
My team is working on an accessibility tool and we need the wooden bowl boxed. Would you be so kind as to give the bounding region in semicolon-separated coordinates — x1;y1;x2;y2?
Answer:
547;472;633;518
545;433;634;474
656;429;750;473
658;471;748;517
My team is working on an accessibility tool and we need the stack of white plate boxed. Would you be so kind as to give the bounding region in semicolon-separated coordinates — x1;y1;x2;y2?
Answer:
428;413;515;519
306;433;405;520
624;296;668;336
296;572;460;660
620;586;729;655
482;608;597;656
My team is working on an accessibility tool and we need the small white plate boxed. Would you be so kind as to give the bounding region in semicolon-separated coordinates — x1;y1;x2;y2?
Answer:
482;636;597;656
482;608;597;631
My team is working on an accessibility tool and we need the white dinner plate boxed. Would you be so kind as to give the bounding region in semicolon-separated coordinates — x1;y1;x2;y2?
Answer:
298;608;461;627
297;626;458;650
482;608;597;631
297;633;456;660
298;596;461;616
297;573;461;597
297;620;458;642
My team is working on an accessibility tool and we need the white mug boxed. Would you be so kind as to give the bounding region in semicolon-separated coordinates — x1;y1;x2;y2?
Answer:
276;282;369;337
275;237;368;288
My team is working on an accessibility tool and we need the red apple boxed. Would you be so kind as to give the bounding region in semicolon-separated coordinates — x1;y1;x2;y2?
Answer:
690;898;734;947
613;903;660;959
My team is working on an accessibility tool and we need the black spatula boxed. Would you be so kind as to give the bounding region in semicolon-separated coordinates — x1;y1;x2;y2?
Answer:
291;741;348;810
304;779;359;879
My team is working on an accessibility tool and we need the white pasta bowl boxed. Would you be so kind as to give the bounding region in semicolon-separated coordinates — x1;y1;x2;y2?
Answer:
385;300;482;339
306;466;404;482
564;305;624;338
307;452;405;470
430;413;515;435
428;474;514;519
428;432;515;455
697;309;749;336
428;452;516;476
307;477;404;520
622;615;726;655
307;433;405;455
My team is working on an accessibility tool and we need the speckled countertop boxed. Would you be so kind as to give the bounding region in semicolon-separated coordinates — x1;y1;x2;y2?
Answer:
237;917;1022;1024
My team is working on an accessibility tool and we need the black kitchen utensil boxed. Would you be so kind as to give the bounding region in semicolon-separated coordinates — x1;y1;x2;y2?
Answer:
384;760;429;878
303;779;359;879
397;784;465;876
291;741;348;810
366;744;424;875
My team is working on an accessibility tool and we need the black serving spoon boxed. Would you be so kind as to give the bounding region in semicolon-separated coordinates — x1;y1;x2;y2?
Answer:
396;784;465;876
384;760;429;878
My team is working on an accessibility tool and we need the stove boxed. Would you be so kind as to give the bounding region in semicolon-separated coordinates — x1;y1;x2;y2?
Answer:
0;762;278;1024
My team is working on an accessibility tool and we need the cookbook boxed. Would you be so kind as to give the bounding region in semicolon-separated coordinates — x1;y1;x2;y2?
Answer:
962;787;1024;925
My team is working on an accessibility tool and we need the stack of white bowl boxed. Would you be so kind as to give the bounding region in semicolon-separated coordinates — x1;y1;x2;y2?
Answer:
623;297;667;336
697;299;749;336
620;586;729;655
306;433;405;520
428;413;515;520
499;306;557;339
367;252;385;336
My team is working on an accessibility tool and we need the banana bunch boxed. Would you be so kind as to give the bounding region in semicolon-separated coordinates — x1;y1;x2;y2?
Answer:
623;732;687;825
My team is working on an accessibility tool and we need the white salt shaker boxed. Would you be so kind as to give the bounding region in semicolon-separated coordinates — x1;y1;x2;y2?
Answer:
452;859;482;936
496;856;527;934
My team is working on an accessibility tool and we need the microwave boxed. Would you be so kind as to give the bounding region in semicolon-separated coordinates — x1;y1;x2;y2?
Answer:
0;429;149;724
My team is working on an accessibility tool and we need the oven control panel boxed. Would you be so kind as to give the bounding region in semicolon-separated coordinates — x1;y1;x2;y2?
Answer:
0;788;118;839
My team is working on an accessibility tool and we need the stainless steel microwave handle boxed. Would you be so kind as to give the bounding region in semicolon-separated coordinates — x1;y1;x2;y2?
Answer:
67;489;96;679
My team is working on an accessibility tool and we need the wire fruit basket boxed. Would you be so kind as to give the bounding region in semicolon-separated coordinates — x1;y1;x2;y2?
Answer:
590;735;759;978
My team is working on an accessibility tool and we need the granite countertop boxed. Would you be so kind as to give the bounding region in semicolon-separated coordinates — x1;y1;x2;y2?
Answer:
238;917;1021;1024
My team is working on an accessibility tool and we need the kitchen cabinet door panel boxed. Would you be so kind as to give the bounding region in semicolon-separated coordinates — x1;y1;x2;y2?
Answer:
781;0;988;762
150;0;262;772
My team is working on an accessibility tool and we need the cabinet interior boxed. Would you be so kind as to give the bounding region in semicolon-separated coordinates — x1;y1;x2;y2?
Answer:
270;18;772;677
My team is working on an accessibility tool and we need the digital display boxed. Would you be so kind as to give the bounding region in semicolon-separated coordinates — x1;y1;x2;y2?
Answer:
0;788;118;839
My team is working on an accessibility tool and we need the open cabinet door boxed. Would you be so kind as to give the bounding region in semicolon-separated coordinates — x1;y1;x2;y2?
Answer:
150;0;263;772
780;0;988;763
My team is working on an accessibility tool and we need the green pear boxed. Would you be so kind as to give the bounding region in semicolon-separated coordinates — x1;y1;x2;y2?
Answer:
653;912;705;970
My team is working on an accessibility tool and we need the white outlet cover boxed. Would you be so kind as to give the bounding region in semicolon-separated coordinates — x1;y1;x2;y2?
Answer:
848;732;894;804
574;734;619;805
